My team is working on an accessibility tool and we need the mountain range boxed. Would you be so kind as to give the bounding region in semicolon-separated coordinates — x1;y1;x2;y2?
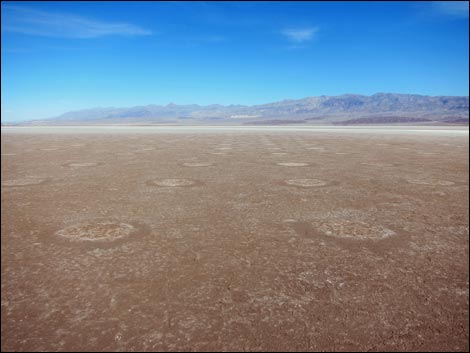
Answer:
13;93;469;126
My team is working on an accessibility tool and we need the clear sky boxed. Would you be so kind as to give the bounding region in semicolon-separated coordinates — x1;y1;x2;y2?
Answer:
1;1;469;122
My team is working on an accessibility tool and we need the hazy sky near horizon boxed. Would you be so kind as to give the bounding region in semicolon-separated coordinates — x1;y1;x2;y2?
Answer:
1;1;469;122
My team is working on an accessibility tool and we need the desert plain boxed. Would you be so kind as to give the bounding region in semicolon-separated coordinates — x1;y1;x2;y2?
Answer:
1;126;469;351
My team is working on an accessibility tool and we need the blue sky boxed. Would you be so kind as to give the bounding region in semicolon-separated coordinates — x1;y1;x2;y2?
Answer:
1;1;469;122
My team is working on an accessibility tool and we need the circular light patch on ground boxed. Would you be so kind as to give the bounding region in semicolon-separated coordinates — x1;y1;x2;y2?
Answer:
182;163;213;167
277;162;309;167
272;152;287;156
1;153;16;156
2;178;46;187
135;148;156;152
362;162;394;168
56;221;136;242
283;219;298;223
147;178;197;187
406;178;455;186
284;179;327;187
318;220;395;240
41;148;59;151
64;162;99;168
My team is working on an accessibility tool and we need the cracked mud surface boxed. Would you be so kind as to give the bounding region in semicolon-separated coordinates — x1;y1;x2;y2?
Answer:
1;129;469;351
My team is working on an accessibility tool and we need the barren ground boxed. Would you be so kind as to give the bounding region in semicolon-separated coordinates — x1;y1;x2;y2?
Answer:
1;127;469;351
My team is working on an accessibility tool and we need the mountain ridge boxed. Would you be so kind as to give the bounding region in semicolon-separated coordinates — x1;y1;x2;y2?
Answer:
12;93;469;126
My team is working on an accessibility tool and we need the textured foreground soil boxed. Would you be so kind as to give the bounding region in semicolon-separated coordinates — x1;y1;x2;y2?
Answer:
1;130;469;351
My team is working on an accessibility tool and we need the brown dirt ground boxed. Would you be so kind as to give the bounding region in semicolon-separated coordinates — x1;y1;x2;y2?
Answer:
1;130;469;351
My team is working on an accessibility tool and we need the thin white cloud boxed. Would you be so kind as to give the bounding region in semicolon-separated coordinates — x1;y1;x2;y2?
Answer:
281;27;319;43
430;1;469;18
1;4;152;38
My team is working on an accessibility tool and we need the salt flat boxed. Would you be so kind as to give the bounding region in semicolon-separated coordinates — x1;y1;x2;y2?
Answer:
2;125;469;136
1;129;468;351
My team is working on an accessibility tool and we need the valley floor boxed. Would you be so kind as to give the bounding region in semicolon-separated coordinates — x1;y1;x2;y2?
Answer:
1;128;469;351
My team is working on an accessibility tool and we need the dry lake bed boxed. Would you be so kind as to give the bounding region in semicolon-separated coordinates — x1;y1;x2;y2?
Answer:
1;126;469;351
